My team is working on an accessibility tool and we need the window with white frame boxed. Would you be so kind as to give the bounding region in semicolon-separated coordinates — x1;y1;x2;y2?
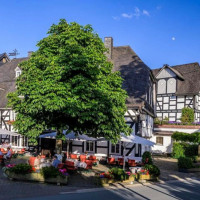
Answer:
110;143;120;154
15;66;22;78
11;135;20;146
85;141;94;152
21;136;28;147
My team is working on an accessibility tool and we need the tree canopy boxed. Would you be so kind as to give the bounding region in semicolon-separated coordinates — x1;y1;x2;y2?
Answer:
8;19;131;144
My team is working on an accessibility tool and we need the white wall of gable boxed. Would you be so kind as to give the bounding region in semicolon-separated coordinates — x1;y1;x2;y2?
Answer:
157;68;176;79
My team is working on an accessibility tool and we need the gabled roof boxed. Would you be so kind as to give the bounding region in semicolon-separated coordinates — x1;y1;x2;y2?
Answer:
0;53;10;65
155;64;184;80
111;45;155;115
153;62;200;95
0;57;28;108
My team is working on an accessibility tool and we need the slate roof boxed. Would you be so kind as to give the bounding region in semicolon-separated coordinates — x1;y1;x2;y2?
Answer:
152;62;200;95
0;58;28;108
111;45;155;115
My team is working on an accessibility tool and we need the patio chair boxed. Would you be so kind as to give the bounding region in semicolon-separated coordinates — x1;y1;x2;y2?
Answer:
1;148;6;154
58;163;65;169
0;155;3;164
80;155;86;162
128;159;136;167
18;148;26;155
85;160;93;169
28;157;37;172
107;157;116;165
88;155;98;164
65;160;77;171
70;154;78;160
118;158;124;166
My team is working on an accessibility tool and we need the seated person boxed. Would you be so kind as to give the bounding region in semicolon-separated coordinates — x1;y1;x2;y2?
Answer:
52;155;61;168
34;155;41;170
3;147;12;160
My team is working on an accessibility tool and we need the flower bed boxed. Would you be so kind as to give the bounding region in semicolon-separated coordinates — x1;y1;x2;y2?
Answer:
94;166;159;186
3;164;68;185
95;168;137;186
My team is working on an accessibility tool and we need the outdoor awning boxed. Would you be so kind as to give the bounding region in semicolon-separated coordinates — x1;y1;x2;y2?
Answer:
120;133;155;146
0;128;20;136
39;131;96;141
97;134;155;146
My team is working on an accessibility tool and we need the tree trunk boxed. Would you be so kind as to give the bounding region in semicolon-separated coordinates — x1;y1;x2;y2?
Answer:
55;139;62;154
55;129;62;154
198;144;200;157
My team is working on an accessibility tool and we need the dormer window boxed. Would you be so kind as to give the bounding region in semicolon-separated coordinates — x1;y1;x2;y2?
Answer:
15;66;22;78
157;78;176;94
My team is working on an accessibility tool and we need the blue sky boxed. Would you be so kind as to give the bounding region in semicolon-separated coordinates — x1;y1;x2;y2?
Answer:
0;0;199;69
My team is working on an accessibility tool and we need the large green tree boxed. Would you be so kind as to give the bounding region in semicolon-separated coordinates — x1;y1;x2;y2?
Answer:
8;19;131;144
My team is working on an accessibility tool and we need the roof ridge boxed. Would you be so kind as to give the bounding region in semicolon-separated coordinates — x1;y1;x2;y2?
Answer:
171;62;199;68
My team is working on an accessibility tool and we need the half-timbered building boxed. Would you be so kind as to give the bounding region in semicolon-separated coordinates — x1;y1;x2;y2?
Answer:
103;37;156;157
153;63;200;122
0;56;28;150
0;39;156;158
151;63;200;153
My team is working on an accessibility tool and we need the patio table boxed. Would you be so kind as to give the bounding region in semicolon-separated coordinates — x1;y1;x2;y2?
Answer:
66;159;87;169
110;155;142;162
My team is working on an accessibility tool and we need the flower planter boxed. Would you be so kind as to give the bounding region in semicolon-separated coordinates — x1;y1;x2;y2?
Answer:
129;176;135;181
3;168;68;185
138;174;158;181
95;177;115;186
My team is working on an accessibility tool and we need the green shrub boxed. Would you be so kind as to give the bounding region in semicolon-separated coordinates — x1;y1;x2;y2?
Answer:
172;142;198;159
9;163;32;174
108;167;127;181
154;118;162;125
191;156;198;163
144;164;160;176
163;117;169;124
172;143;185;159
178;157;193;169
181;107;194;123
40;166;64;179
142;151;153;164
185;144;198;157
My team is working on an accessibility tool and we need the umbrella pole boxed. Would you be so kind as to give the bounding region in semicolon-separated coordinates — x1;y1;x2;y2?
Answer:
67;140;70;159
123;142;126;170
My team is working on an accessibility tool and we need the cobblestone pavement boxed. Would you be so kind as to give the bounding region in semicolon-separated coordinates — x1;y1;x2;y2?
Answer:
153;156;200;181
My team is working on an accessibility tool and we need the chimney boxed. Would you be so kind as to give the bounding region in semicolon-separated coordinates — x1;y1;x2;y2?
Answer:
104;37;113;59
28;51;33;58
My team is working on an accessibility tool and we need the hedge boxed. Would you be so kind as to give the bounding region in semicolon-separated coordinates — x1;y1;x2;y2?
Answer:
172;132;200;143
172;142;198;159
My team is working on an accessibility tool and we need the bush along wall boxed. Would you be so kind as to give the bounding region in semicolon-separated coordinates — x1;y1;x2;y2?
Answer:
172;142;198;159
181;107;194;124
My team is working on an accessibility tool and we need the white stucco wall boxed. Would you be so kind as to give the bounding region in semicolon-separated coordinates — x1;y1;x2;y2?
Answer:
150;135;173;153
